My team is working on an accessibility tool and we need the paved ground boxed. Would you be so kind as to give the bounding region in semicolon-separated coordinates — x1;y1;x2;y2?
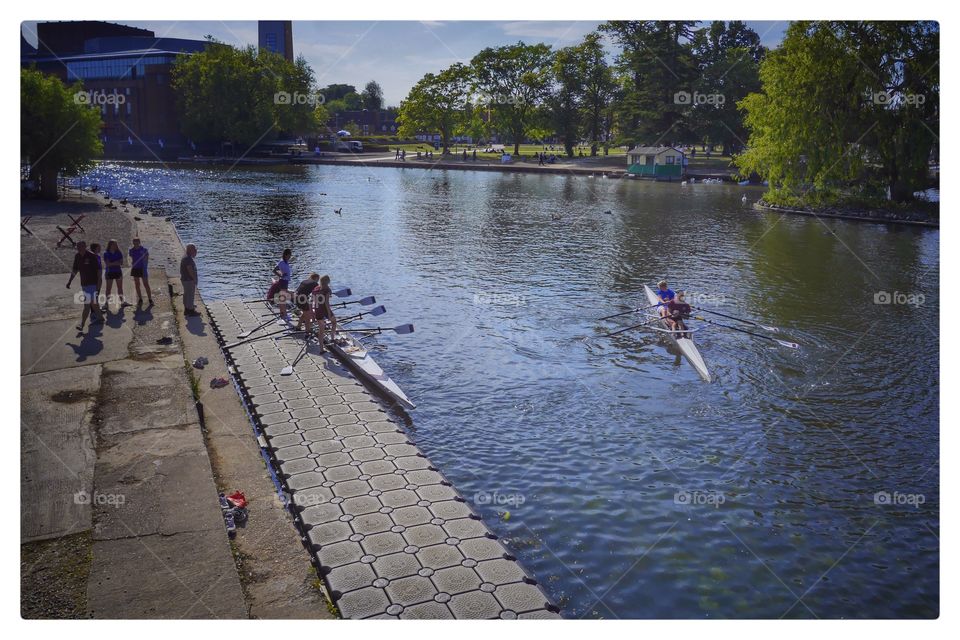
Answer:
21;191;331;619
207;300;562;619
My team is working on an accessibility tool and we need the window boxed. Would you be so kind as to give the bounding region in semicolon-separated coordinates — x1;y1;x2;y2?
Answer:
666;156;675;165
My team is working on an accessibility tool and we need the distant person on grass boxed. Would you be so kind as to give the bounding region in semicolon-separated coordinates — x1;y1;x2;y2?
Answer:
180;243;200;317
66;241;103;332
103;239;128;308
128;237;153;306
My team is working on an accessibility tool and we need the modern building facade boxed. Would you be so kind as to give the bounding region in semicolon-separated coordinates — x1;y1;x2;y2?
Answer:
22;21;212;159
258;21;294;61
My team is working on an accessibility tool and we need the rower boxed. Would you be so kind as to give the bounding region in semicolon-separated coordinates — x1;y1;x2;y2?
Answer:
665;290;693;338
293;273;320;335
273;249;293;323
654;279;676;318
312;275;337;353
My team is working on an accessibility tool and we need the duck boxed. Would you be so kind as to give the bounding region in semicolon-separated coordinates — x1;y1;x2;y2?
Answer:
334;208;342;216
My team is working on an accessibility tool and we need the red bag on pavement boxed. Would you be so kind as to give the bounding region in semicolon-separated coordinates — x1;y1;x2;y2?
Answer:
226;491;247;509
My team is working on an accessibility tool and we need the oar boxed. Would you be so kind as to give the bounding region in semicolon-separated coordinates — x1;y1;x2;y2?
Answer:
237;314;287;339
603;317;659;337
692;316;799;349
224;327;305;350
339;305;387;323
692;306;780;333
598;303;658;322
280;335;313;376
347;324;415;335
331;295;376;309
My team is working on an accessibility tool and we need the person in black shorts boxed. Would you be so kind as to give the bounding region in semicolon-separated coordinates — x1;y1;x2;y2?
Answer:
293;273;320;335
66;241;103;331
128;237;152;306
313;275;337;352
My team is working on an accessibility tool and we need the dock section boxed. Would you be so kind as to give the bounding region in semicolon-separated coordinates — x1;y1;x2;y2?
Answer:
206;300;560;620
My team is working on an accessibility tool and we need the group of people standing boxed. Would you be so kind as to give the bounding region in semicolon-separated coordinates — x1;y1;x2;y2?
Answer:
267;249;338;353
66;238;153;332
66;237;203;332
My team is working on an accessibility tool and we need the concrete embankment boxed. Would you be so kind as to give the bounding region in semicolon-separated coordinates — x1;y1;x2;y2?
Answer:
20;190;332;619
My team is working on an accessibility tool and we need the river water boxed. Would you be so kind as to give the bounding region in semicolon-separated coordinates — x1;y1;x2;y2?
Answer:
79;161;939;618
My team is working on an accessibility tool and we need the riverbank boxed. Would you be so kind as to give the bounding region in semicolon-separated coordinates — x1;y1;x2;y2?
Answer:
20;190;333;618
752;199;939;227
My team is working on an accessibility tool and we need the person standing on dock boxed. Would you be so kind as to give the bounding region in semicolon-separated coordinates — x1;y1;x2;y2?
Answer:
129;237;153;306
273;248;293;323
293;273;320;336
180;243;200;317
66;241;104;331
313;275;337;353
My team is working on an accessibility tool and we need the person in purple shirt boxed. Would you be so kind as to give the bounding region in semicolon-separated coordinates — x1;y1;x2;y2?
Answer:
654;279;676;320
103;239;129;308
128;237;153;306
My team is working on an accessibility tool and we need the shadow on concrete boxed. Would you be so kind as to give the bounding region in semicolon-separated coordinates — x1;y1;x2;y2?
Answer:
65;322;105;362
185;314;207;337
132;303;154;326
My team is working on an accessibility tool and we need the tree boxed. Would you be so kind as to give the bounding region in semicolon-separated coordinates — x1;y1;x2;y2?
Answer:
600;21;698;146
548;45;585;157
343;92;363;110
319;84;357;101
578;33;616;156
736;21;938;204
471;42;553;155
397;63;472;153
172;42;323;149
688;21;764;155
361;80;384;111
21;68;103;200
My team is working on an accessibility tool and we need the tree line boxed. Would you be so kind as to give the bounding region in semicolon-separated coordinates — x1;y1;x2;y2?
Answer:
397;21;766;158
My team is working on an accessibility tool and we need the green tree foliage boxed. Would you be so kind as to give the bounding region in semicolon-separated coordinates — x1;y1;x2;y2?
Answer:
600;21;698;146
578;33;616;156
548;45;585;157
397;63;473;153
320;84;358;101
172;42;324;149
689;21;764;155
20;68;103;200
362;80;384;110
471;42;553;155
736;21;938;204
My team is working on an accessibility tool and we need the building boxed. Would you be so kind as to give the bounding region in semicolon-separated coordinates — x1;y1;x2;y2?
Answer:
626;146;686;179
22;21;212;159
258;21;293;61
327;110;399;136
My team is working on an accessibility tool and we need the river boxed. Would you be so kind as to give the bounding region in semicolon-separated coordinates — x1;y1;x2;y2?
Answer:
78;161;939;618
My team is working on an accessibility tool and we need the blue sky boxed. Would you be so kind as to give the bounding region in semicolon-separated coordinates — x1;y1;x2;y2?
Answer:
22;20;789;105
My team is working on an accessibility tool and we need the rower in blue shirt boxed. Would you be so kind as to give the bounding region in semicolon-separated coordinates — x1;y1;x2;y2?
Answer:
654;280;676;319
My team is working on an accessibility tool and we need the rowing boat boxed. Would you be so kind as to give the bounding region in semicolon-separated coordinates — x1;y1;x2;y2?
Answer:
326;324;416;409
643;285;711;382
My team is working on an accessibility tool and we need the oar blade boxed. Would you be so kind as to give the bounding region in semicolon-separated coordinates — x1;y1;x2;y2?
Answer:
393;324;415;334
358;296;376;306
776;339;800;350
280;365;294;376
333;287;352;298
369;305;387;316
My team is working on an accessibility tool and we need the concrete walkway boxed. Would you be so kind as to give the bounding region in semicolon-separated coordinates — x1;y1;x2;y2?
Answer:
207;300;561;619
21;192;331;618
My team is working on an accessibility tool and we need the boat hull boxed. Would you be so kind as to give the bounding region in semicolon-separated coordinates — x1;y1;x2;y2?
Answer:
643;285;712;382
327;329;416;409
